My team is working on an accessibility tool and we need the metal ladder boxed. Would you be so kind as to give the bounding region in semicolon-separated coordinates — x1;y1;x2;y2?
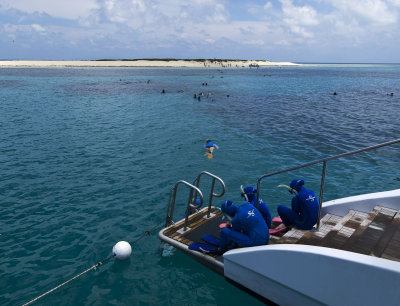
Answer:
164;171;226;231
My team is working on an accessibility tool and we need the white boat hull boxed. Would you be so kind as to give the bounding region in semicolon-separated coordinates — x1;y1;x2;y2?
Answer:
223;189;400;305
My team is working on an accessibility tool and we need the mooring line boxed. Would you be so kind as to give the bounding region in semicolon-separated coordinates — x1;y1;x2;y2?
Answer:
23;220;165;305
23;255;113;306
131;220;165;245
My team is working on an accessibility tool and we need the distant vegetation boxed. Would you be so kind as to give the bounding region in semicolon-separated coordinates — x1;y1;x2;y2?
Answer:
95;58;264;62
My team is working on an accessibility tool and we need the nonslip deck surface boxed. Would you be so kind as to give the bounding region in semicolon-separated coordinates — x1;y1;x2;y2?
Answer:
163;205;400;262
163;207;224;257
274;205;400;262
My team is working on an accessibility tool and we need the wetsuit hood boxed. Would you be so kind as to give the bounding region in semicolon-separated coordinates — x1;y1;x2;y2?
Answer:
204;140;214;147
221;200;238;217
290;179;305;192
241;186;257;202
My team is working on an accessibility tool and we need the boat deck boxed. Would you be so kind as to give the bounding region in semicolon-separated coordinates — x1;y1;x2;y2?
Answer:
161;207;224;259
274;205;400;261
160;205;400;263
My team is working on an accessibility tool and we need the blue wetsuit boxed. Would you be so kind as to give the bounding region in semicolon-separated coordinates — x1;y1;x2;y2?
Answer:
278;186;319;230
204;142;219;149
242;186;272;228
246;193;272;228
220;201;269;253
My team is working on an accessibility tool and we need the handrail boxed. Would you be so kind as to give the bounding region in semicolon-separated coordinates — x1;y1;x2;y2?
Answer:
165;180;204;229
256;138;400;229
192;171;226;218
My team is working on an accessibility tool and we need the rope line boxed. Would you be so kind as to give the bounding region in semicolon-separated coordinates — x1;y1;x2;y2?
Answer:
131;220;165;245
23;255;113;306
22;220;165;305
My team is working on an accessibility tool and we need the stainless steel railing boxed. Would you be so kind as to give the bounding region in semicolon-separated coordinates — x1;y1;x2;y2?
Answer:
192;171;226;218
164;171;226;230
255;138;400;229
165;180;204;228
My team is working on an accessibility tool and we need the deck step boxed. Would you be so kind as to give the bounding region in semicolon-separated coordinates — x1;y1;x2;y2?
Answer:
318;210;370;249
163;203;400;261
340;206;382;251
299;210;356;245
372;210;400;257
381;215;400;261
296;214;342;245
277;213;341;244
256;205;400;261
344;206;398;255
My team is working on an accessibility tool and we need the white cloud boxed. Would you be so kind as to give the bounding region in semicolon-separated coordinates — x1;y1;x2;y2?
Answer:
274;40;290;46
31;24;45;32
210;3;227;23
279;0;319;39
0;0;399;61
326;0;397;25
264;2;273;10
247;39;265;45
389;0;400;6
289;25;313;38
1;0;99;19
280;0;319;26
97;0;227;30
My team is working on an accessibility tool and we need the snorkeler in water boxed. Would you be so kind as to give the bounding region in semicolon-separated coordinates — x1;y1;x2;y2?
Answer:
204;139;219;159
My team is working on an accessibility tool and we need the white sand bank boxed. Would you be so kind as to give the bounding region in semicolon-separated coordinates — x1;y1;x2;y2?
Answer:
0;60;300;68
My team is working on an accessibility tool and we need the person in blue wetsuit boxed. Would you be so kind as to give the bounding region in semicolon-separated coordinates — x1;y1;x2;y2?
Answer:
277;179;319;230
241;185;272;228
204;139;219;158
219;200;269;253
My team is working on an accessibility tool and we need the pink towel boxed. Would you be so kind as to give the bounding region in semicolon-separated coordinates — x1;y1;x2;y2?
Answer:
272;217;282;224
269;227;287;235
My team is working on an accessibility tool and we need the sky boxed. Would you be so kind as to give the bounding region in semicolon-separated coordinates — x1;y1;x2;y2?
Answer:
1;0;399;63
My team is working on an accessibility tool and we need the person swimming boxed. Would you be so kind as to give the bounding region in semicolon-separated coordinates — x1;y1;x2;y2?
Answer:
204;139;219;159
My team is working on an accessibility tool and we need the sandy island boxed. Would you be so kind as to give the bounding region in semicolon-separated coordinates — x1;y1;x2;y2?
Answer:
0;59;300;68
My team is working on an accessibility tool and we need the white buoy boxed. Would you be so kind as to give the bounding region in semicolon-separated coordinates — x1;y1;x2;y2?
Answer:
112;241;132;260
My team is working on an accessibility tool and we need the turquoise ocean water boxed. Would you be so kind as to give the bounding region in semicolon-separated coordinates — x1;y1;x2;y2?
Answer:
1;64;399;305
